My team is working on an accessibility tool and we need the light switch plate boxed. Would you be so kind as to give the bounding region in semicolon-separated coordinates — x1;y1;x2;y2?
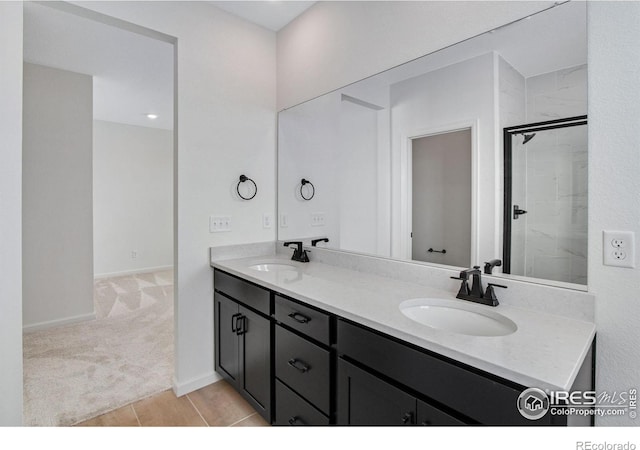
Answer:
603;230;635;268
263;213;273;229
311;212;325;227
210;215;231;232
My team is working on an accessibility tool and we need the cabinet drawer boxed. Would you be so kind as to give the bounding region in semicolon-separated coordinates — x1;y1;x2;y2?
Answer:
214;270;270;315
275;380;329;426
337;319;547;425
274;294;330;345
275;325;330;414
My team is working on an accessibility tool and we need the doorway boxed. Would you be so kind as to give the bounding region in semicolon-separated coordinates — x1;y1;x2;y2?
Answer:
22;2;177;425
410;128;472;267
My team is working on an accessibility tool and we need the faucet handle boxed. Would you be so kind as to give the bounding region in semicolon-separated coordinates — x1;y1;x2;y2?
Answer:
484;283;507;305
450;276;470;296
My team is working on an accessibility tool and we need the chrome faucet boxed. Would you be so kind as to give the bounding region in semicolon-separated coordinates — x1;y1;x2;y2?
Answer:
450;266;506;307
283;241;310;262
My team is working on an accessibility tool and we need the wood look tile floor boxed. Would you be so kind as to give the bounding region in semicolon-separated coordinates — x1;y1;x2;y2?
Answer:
75;380;269;427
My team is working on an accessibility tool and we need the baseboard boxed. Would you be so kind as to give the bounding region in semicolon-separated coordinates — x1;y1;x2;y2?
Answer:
172;371;222;397
94;265;174;280
23;312;96;333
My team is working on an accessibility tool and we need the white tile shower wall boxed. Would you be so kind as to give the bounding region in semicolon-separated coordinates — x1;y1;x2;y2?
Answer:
522;65;588;284
498;55;526;275
281;245;594;322
526;64;588;122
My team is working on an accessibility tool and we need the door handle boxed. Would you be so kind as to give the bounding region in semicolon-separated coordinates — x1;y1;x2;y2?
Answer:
231;313;241;333
513;204;528;219
236;315;247;335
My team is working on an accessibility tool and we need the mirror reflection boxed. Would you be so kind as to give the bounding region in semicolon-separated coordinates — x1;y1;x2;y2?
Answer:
277;1;587;287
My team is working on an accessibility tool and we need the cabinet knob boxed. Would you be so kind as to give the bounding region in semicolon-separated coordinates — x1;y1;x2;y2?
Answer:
401;412;413;425
288;416;305;426
421;420;432;426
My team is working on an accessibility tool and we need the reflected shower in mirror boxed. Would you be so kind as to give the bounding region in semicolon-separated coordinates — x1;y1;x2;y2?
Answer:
277;1;587;288
503;116;588;285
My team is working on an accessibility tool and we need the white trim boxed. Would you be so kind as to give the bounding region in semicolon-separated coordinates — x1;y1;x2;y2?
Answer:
23;312;96;333
172;371;222;397
93;265;174;280
399;120;479;266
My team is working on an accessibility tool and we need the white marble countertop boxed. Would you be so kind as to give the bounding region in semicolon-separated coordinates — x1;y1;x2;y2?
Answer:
211;254;595;392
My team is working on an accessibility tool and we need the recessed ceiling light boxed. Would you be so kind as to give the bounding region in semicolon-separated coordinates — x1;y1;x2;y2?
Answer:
146;113;158;119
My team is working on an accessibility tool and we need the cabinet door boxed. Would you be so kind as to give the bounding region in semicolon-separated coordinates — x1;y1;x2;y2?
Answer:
215;293;239;384
239;305;271;416
337;358;415;426
417;399;465;426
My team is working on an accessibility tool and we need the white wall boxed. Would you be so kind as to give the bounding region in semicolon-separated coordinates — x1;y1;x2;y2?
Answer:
390;53;495;263
0;1;24;426
22;63;95;331
277;1;555;110
73;1;277;394
338;99;380;255
278;92;341;246
93;120;173;277
589;1;640;426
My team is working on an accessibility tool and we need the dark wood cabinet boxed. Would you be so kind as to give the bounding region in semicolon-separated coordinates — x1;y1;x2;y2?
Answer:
213;268;592;427
272;294;333;425
214;276;271;421
337;358;416;425
337;358;464;426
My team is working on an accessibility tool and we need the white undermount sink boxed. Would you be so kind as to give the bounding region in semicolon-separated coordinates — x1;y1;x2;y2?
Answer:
399;298;517;337
248;262;298;272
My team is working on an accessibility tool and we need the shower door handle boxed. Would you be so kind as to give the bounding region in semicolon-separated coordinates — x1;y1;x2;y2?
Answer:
513;205;528;220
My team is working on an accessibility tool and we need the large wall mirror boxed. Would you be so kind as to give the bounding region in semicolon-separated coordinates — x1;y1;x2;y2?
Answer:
277;1;587;288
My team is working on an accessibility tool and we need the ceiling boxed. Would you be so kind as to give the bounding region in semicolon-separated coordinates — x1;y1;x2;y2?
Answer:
22;1;584;131
209;1;316;31
23;2;174;130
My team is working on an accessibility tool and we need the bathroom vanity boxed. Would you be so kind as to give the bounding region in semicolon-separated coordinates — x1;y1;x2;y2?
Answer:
211;253;595;426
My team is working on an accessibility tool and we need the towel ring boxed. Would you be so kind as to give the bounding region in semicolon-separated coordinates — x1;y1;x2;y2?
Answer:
237;175;257;200
300;178;315;201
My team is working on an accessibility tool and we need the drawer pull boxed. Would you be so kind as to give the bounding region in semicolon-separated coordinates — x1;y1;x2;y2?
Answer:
288;312;311;324
287;358;310;373
401;412;413;425
421;420;432;426
288;416;305;426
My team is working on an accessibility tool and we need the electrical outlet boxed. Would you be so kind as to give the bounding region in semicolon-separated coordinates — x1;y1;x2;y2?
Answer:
603;230;635;268
210;215;232;232
131;251;137;259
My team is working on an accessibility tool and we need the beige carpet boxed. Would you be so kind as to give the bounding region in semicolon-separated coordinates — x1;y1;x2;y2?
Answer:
23;270;174;426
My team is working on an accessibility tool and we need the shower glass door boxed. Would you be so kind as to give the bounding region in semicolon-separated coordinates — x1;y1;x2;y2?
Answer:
503;116;588;285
